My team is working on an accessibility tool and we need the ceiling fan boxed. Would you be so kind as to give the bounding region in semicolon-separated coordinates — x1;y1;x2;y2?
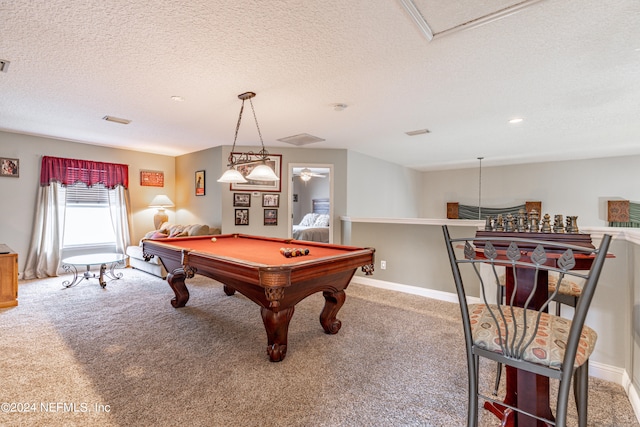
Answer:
294;168;326;182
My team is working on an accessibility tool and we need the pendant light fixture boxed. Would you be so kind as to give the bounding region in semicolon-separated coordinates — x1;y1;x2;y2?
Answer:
217;91;280;183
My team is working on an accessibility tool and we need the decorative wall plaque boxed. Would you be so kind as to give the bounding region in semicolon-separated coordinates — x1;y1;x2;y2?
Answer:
140;170;164;187
607;200;630;222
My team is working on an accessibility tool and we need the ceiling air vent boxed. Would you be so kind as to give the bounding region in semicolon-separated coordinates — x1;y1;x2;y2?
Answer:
277;133;325;146
405;128;430;136
102;115;131;125
0;60;10;73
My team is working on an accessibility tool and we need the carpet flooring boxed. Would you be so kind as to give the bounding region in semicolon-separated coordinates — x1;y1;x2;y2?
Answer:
0;268;637;426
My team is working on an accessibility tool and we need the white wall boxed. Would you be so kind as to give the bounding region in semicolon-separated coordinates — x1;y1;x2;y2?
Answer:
422;155;640;225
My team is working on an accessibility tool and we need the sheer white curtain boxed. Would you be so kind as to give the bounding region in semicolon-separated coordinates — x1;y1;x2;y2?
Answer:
23;183;65;279
109;185;132;254
23;183;132;279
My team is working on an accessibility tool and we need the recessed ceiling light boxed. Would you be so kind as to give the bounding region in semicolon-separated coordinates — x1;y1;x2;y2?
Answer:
405;128;430;136
102;115;131;125
509;118;524;124
171;96;185;102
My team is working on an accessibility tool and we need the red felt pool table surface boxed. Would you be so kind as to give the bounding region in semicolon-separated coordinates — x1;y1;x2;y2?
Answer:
142;234;375;362
152;233;362;266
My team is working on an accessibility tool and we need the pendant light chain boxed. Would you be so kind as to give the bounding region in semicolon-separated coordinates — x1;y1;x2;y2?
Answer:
228;100;246;164
248;98;266;155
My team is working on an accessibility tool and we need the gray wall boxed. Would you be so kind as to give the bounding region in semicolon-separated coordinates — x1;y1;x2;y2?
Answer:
421;155;640;225
347;151;423;218
176;146;424;242
176;146;347;242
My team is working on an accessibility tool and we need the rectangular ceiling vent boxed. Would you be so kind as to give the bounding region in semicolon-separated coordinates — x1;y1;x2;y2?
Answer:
405;128;430;136
102;115;131;125
0;60;10;73
277;133;326;146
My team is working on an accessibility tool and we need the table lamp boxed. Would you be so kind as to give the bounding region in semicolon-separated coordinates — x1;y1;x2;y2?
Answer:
149;194;174;229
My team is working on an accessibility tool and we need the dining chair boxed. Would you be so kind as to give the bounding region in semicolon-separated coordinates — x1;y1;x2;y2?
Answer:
442;225;611;427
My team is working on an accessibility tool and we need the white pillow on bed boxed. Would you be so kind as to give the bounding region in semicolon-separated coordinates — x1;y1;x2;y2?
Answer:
313;214;330;227
299;213;319;226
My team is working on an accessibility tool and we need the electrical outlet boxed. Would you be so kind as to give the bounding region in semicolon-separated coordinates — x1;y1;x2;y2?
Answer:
380;260;387;270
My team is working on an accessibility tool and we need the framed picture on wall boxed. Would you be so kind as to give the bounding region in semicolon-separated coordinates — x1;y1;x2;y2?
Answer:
0;158;19;177
262;193;279;207
233;193;251;207
235;209;249;225
140;170;164;187
264;209;278;226
230;154;282;192
195;170;205;196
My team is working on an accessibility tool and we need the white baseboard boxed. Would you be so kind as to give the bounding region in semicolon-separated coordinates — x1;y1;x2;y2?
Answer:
622;370;640;424
351;275;640;424
352;275;461;303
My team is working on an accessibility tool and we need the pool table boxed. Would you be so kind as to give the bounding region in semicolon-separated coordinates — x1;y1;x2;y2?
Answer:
142;234;375;362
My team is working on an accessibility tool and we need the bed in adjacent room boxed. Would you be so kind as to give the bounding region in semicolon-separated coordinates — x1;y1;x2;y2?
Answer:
293;198;330;242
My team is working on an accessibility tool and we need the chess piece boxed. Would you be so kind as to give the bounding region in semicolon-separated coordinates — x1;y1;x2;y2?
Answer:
553;214;565;233
495;214;504;232
541;213;552;233
505;214;515;232
485;215;493;231
529;209;539;232
517;209;527;232
567;216;579;233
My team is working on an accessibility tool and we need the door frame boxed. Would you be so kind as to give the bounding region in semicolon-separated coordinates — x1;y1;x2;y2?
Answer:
288;163;334;243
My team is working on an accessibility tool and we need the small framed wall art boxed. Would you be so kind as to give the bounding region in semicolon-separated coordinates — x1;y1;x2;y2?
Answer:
262;193;279;207
140;170;164;187
195;170;205;196
264;209;278;226
235;209;249;225
0;158;19;177
233;193;251;207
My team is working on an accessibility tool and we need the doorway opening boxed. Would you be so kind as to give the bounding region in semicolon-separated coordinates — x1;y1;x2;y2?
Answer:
288;164;333;243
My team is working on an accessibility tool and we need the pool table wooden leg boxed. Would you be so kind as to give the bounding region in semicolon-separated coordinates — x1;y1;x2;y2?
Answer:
320;289;345;334
261;306;295;362
167;268;191;308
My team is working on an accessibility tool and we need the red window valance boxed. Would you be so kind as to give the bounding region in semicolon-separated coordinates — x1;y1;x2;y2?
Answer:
40;156;129;189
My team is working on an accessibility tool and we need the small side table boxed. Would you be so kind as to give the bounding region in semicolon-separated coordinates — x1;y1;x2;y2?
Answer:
61;253;128;288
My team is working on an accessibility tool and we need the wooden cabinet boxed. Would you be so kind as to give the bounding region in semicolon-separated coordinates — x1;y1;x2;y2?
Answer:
0;244;18;308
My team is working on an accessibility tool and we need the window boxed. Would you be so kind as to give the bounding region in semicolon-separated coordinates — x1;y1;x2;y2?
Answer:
62;182;116;248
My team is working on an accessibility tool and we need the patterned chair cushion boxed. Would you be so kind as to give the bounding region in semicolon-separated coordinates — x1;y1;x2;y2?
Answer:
469;304;597;369
498;273;582;298
548;275;583;297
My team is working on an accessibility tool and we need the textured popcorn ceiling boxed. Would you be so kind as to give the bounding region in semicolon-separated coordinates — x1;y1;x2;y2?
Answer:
0;0;639;170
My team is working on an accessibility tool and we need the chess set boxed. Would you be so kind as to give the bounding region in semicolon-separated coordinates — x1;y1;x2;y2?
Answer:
477;209;594;250
483;209;579;234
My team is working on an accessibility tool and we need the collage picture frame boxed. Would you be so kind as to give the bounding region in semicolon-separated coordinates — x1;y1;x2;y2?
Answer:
0;158;19;177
